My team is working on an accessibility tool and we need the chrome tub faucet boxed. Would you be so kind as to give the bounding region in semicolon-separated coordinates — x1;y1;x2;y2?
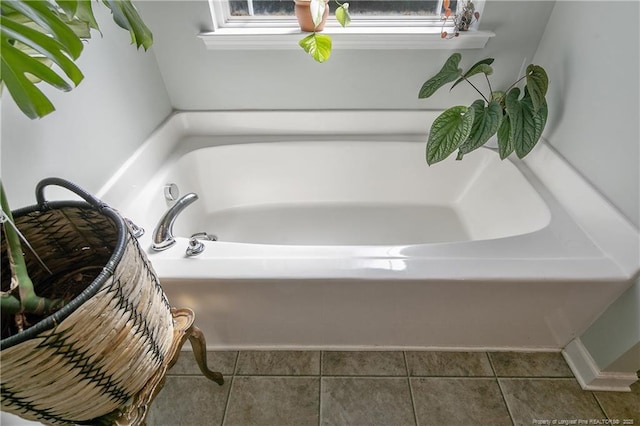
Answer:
152;192;199;251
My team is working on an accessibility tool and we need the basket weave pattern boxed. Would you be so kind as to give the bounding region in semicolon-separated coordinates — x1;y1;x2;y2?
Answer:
1;205;174;424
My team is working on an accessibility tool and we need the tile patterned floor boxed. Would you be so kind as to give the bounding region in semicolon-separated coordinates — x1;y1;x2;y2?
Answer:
147;351;639;426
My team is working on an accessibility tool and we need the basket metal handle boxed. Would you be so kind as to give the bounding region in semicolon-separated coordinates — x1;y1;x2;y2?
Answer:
35;177;106;210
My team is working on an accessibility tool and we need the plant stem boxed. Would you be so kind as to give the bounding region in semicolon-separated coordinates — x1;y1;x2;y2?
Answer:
1;295;21;312
502;74;528;98
1;183;65;315
485;73;493;97
462;74;489;103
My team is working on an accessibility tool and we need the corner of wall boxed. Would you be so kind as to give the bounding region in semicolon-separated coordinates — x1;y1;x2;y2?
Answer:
562;338;638;392
562;278;640;392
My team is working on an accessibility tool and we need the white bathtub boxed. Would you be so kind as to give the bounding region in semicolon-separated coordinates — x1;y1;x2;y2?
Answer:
100;112;638;351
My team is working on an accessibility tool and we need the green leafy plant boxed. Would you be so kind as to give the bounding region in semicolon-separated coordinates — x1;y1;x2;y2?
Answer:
0;0;152;320
298;0;350;63
0;0;152;119
440;0;480;39
419;53;549;165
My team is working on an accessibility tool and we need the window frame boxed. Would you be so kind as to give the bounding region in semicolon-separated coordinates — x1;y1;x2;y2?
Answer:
200;0;494;50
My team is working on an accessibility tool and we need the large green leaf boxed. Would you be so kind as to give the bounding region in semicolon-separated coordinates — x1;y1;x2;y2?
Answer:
505;88;527;157
0;0;152;119
0;2;86;118
458;99;503;157
426;105;475;165
299;32;332;63
525;64;548;113
3;0;84;59
102;0;153;50
451;57;494;91
519;87;548;157
0;42;58;118
418;53;462;99
1;16;83;85
497;115;513;159
60;0;99;39
56;0;79;19
75;0;100;33
505;87;547;158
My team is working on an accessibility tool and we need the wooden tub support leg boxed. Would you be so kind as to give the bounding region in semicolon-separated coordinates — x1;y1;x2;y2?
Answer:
187;325;224;385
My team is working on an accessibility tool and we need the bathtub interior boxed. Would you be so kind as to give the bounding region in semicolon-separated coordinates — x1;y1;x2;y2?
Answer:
141;141;551;246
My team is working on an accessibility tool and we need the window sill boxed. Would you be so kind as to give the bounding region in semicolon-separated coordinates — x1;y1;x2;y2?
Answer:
198;28;495;50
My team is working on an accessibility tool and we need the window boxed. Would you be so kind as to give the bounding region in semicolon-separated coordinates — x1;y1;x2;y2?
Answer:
201;0;493;50
227;1;459;18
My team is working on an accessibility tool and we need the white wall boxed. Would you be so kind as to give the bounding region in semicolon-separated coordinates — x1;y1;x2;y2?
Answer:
580;280;640;373
0;4;172;208
532;0;639;229
532;1;640;379
135;0;555;110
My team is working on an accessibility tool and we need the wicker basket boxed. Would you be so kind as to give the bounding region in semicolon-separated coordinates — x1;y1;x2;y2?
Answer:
0;178;174;425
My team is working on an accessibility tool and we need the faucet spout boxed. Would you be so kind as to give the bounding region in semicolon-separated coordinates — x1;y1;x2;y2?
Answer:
152;192;199;251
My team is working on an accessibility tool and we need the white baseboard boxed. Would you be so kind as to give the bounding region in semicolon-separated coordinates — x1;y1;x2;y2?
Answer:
562;338;638;392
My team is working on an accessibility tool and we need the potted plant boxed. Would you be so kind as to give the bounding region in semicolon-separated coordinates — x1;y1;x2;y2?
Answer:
297;0;351;63
440;0;480;39
418;52;549;164
1;178;178;424
0;2;180;424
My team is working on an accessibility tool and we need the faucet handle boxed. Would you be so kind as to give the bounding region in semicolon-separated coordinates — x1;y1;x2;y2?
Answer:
124;218;145;238
186;237;205;256
190;232;217;241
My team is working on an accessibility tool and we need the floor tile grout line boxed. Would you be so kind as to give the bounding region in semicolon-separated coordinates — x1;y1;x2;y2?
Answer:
404;351;420;426
590;391;611;421
318;376;323;426
497;376;588;381
220;352;241;426
488;352;517;426
230;374;439;379
319;351;323;426
486;352;497;378
166;373;575;378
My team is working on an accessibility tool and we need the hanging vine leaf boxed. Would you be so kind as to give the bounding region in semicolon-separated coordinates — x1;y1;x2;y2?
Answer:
426;105;475;165
299;32;332;63
335;3;351;27
308;0;326;28
419;53;462;98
